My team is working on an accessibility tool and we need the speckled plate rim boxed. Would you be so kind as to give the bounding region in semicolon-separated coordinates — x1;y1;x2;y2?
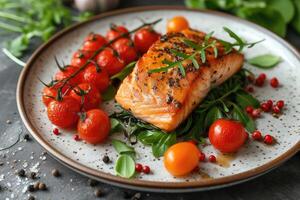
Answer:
16;6;300;192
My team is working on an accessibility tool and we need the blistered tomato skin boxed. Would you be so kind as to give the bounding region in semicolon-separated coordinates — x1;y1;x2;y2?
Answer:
77;109;110;144
209;119;248;153
164;142;199;177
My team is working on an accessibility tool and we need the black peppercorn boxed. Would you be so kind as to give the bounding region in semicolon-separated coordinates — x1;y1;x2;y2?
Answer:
27;184;35;192
28;195;35;200
38;182;46;190
94;189;102;197
29;172;37;179
17;169;26;177
24;134;30;140
33;182;40;191
88;179;98;187
102;155;110;164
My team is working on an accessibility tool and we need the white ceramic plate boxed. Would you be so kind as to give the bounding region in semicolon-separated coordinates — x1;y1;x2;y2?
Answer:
17;6;300;192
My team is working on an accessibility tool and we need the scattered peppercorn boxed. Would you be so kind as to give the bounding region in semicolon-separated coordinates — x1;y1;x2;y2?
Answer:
246;106;254;114
261;103;270;112
272;105;281;114
53;128;60;135
17;169;26;177
102;155;110;164
33;182;40;191
199;152;206;162
246;86;254;93
252;130;262;140
132;192;142;200
266;100;273;107
73;134;80;141
24;134;30;140
135;163;143;173
88;179;98;187
27;184;35;192
264;135;274;145
94;189;103;197
270;77;279;88
251;109;261;118
208;155;216;163
276;100;284;109
142;165;150;174
123;191;134;199
28;195;35;200
38;182;47;190
51;169;60;177
6;120;11;124
29;172;37;179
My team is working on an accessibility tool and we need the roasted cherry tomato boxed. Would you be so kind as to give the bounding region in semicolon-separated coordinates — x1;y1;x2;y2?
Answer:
71;50;93;68
77;109;110;144
81;63;110;92
112;38;138;64
209;119;248;153
54;65;82;86
47;96;80;128
134;27;160;54
106;25;129;41
167;16;189;33
82;33;107;51
164;142;200;176
96;48;125;76
70;83;101;111
42;86;57;106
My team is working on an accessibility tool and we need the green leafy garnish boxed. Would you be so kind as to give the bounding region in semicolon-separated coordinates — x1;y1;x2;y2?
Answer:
101;85;117;101
115;154;135;178
248;54;281;68
0;0;93;57
185;0;300;37
112;139;135;155
152;133;176;158
111;61;137;81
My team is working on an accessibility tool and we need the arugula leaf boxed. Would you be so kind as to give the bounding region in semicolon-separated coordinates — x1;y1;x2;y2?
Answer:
204;106;224;130
248;54;281;68
152;133;176;158
112;139;135;155
231;102;256;132
235;90;260;109
101;85;117;101
137;130;164;145
115;154;135;178
111;61;137;81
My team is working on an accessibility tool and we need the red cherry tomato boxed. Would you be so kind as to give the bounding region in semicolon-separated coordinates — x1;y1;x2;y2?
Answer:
134;27;161;54
82;33;107;51
54;65;82;86
96;48;125;76
47;96;80;128
81;63;110;92
106;25;129;41
42;86;57;106
164;142;200;176
209;119;248;153
70;83;102;111
71;50;93;68
112;38;138;64
77;109;110;144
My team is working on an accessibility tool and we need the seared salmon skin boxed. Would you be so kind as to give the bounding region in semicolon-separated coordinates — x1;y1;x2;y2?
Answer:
115;29;244;132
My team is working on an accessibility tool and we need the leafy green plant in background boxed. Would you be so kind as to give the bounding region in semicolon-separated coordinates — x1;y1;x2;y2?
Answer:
0;0;92;57
185;0;300;37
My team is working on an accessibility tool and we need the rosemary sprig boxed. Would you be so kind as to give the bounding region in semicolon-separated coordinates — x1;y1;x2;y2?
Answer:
148;27;263;76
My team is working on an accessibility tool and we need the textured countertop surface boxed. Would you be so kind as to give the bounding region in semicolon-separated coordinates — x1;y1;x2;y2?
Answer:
0;1;300;200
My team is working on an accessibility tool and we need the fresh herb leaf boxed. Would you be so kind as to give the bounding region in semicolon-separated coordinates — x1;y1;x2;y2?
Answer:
112;139;135;155
231;102;256;133
152;133;176;158
204;106;224;130
111;61;137;81
115;154;135;178
102;85;117;101
110;118;122;133
137;130;165;145
248;54;281;68
235;90;260;109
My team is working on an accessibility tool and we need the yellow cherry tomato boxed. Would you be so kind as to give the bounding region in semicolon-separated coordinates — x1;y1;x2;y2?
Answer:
167;16;189;33
163;142;200;176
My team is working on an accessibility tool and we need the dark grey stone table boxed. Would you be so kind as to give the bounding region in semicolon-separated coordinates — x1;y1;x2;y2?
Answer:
0;1;300;200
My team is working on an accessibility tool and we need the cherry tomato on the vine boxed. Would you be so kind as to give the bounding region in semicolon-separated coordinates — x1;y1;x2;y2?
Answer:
81;63;110;92
167;16;189;33
47;96;80;129
96;48;125;76
77;109;110;144
134;27;161;54
82;33;107;51
54;65;82;86
112;38;138;64
70;83;102;111
209;119;248;153
164;142;200;176
71;50;93;68
42;86;57;106
106;25;129;41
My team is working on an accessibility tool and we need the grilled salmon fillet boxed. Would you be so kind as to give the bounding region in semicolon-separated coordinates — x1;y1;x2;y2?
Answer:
115;29;244;132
